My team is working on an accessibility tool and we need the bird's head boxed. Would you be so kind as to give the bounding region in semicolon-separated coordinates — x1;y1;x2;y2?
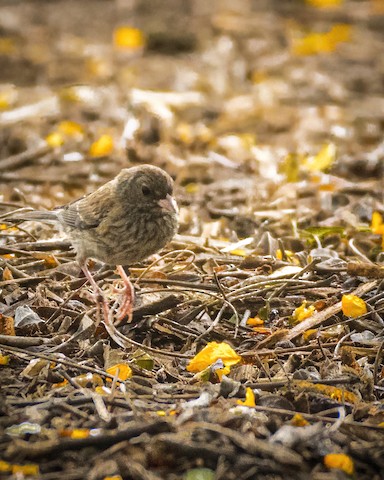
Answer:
116;165;178;214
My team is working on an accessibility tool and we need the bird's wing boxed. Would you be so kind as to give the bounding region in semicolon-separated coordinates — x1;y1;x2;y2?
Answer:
59;202;98;229
58;182;115;230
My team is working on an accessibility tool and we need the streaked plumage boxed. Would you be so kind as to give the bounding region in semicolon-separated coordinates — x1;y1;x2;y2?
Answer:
16;164;178;267
10;164;178;323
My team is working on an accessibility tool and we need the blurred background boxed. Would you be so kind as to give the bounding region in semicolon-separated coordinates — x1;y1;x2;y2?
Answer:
0;0;383;244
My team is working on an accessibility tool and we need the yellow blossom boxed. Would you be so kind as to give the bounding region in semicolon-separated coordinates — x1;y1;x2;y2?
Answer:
187;342;241;373
341;294;367;318
89;134;114;157
237;387;256;407
324;453;354;475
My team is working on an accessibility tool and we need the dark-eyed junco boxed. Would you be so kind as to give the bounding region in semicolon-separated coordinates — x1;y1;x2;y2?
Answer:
11;164;178;323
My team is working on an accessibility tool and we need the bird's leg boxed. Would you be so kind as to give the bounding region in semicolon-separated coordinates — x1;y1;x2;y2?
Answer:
81;261;110;325
114;265;134;324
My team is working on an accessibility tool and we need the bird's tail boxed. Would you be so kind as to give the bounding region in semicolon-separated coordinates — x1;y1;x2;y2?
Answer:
1;208;58;224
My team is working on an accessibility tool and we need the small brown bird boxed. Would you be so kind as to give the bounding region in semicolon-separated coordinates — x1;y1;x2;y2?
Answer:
12;164;178;322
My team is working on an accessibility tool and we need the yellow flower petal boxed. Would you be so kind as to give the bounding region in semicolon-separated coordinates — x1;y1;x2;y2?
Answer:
52;379;68;388
187;342;241;373
87;57;111;78
113;27;145;49
12;464;40;476
237;387;256;407
95;386;110;396
371;211;384;234
291;413;309;427
247;317;264;327
324;453;354;476
0;354;9;365
302;329;318;342
185;183;199;194
0;88;17;110
229;248;247;257
304;143;336;172
69;428;91;439
58;120;84;138
89;134;114;157
296;380;359;404
292;302;316;323
106;363;132;382
276;248;295;260
341;294;367;318
306;0;344;7
292;24;351;56
176;122;193;144
45;132;64;148
215;365;231;381
0;461;12;472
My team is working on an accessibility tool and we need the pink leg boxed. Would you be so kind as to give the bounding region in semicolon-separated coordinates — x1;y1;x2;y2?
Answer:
115;265;134;324
81;261;110;325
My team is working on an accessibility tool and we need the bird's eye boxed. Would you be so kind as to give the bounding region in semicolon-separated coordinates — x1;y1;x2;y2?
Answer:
141;185;151;196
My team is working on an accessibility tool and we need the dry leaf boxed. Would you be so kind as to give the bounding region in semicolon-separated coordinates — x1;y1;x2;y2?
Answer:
0;314;15;336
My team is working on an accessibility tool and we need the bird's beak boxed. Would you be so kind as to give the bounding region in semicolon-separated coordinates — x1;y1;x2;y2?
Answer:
158;194;178;213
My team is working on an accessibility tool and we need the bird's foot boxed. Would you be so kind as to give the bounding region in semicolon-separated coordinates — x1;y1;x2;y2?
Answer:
113;265;134;325
80;261;111;326
111;282;133;325
81;261;133;326
91;288;110;327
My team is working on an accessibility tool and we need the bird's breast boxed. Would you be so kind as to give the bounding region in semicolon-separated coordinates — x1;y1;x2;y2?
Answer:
69;209;177;266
